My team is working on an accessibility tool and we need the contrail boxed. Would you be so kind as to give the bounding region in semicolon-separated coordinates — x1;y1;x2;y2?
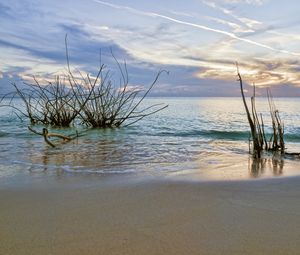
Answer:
93;0;300;56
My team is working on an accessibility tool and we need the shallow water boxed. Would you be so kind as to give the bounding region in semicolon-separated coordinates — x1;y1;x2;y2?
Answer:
1;97;300;182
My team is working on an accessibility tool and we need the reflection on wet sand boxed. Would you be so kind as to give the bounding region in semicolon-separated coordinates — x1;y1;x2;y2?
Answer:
23;135;297;180
27;138;134;174
25;131;198;176
249;154;284;178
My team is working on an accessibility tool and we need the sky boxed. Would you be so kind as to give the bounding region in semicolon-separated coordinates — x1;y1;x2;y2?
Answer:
1;0;300;96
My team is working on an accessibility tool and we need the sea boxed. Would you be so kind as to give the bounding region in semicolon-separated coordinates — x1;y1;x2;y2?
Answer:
1;97;300;184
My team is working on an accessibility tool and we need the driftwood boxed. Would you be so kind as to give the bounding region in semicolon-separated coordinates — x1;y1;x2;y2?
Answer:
28;126;76;147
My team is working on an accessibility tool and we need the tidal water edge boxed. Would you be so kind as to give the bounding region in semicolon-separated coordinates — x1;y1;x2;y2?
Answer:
1;97;300;183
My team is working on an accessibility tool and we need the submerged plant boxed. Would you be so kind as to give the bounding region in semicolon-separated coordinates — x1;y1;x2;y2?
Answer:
0;37;168;128
4;76;80;126
79;71;168;128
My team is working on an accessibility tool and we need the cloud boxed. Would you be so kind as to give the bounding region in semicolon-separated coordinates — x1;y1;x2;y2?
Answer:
0;73;24;96
1;0;300;97
0;3;11;18
0;38;65;63
221;0;265;5
202;0;263;30
169;10;194;18
194;57;300;88
205;16;254;33
93;0;300;57
20;12;298;92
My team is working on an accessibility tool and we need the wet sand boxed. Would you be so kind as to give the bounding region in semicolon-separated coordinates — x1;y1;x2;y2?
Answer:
1;176;300;255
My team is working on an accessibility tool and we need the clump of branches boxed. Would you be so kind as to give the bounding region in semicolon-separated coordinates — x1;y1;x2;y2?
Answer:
237;64;285;158
75;61;168;128
1;76;80;126
0;37;168;128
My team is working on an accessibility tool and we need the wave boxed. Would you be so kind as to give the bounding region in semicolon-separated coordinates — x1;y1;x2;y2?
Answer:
0;131;8;137
63;167;137;175
283;134;300;142
155;129;300;142
11;160;141;175
156;130;249;140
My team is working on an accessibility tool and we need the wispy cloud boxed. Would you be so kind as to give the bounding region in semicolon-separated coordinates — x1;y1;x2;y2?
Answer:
221;0;265;5
202;0;263;30
195;58;300;87
205;16;254;33
0;3;11;17
93;0;300;56
169;10;194;18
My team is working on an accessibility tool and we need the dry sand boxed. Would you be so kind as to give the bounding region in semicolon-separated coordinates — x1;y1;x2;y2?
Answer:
1;176;300;255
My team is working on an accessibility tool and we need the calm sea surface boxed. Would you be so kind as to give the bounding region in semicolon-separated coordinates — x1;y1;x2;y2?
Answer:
1;97;300;182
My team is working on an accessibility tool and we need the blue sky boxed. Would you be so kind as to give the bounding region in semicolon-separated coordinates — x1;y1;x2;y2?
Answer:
1;0;300;96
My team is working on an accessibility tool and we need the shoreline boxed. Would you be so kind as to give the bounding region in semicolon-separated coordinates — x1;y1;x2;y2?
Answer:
1;175;300;254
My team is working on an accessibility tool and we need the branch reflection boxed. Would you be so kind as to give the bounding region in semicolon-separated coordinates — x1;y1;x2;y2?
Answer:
249;154;284;178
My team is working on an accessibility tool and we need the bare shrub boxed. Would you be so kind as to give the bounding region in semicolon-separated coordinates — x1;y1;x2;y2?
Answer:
75;63;168;128
1;38;168;128
1;76;80;127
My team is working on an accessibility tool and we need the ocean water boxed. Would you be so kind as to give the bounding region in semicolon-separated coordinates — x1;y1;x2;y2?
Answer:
1;97;300;182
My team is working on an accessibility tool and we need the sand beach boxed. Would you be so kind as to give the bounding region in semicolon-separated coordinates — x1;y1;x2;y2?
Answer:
1;175;300;255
